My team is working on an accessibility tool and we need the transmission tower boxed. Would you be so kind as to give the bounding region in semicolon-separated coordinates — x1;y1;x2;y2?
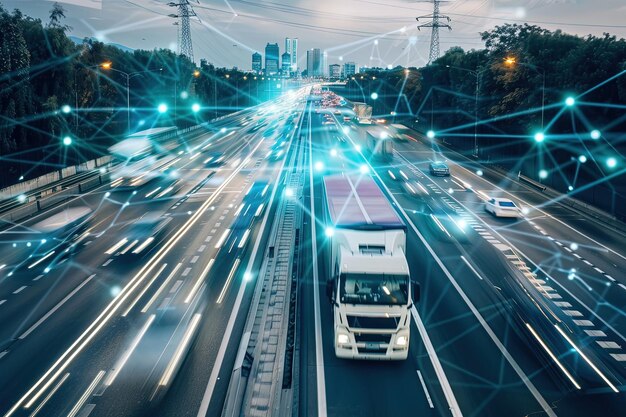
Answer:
168;1;197;63
416;0;451;64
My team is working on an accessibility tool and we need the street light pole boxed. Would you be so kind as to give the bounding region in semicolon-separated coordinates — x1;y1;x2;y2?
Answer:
504;57;545;129
446;64;489;157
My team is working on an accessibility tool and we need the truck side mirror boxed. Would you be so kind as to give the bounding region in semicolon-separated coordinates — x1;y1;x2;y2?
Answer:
412;281;420;304
326;279;335;303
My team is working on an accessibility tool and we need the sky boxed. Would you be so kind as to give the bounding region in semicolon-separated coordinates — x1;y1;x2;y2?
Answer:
3;0;626;71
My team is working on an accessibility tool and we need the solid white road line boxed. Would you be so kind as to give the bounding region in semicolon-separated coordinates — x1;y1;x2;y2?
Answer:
216;258;241;304
308;108;328;417
28;373;70;417
19;275;96;340
460;256;483;280
185;259;215;304
104;314;156;387
122;264;167;317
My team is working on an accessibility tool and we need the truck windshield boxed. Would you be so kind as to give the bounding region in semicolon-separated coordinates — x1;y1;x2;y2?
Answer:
339;273;409;305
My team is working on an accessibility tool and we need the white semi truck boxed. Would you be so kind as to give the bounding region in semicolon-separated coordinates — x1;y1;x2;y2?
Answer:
323;174;419;360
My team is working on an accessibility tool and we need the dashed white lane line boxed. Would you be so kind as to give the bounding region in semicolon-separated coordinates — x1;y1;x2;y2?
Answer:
198;245;206;252
597;341;621;349
182;267;192;277
594;267;605;274
583;260;593;266
170;280;183;294
619;283;626;292
102;259;113;267
611;354;626;361
585;330;607;337
33;275;44;281
0;299;6;306
190;256;199;264
0;350;8;359
417;370;435;408
204;236;213;243
573;320;594;326
13;286;27;294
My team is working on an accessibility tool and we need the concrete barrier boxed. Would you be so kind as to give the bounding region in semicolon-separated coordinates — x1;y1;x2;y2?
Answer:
78;176;102;193
37;185;79;210
0;201;39;224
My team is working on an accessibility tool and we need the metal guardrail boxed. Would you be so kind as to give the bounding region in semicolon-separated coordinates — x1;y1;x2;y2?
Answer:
518;171;547;192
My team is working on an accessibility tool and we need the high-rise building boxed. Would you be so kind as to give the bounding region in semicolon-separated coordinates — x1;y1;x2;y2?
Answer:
264;43;279;75
322;51;328;77
306;48;322;77
329;64;341;79
285;37;298;73
281;52;291;75
252;52;262;74
343;61;356;77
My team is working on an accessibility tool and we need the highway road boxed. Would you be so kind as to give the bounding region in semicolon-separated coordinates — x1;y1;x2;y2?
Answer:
1;86;625;417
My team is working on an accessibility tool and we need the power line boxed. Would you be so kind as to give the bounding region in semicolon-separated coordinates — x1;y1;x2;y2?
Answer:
417;0;452;64
168;1;197;63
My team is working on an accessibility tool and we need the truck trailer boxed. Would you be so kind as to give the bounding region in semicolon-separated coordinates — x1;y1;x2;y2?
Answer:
323;174;418;360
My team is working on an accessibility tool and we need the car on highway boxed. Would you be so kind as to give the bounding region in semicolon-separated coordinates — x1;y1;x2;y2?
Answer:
429;161;450;176
119;211;172;256
485;197;522;218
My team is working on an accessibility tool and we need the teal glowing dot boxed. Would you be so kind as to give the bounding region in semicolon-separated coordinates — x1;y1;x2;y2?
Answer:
244;271;252;281
61;105;71;114
426;130;435;139
180;91;189;99
607;157;617;169
17;194;26;203
565;97;575;107
192;103;201;113
325;227;335;237
157;103;168;113
578;155;587;163
539;169;548;179
63;136;72;146
359;164;370;174
590;130;601;140
534;132;545;143
370;92;378;100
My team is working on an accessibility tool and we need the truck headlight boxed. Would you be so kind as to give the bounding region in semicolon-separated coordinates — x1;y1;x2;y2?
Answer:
395;335;408;347
337;333;350;345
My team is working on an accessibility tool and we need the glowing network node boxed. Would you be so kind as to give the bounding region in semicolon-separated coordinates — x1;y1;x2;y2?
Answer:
157;103;168;113
539;169;548;179
330;148;338;157
565;97;575;107
244;271;252;281
314;161;325;172
370;92;378;100
61;104;71;114
476;170;483;176
105;192;111;197
578;155;587;163
359;164;370;174
62;136;72;146
342;126;350;134
606;157;617;168
590;129;601;140
27;242;31;247
220;127;227;133
570;243;579;251
110;286;121;297
192;103;201;113
534;132;545;143
426;130;436;139
180;91;189;99
325;227;335;237
355;144;362;152
17;194;26;203
568;185;574;191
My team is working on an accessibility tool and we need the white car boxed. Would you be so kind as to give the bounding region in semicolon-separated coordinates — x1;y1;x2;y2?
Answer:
485;197;521;218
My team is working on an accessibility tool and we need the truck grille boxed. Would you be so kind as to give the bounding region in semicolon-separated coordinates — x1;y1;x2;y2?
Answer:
346;315;399;330
354;333;391;344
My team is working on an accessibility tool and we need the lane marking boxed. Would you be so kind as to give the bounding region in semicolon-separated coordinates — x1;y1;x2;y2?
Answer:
159;313;202;387
27;373;70;417
367;153;556;417
122;264;168;317
142;263;183;313
13;286;27;295
66;370;106;417
416;370;434;408
216;258;241;304
19;275;96;340
104;314;156;386
460;256;483;280
186;259;215;304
